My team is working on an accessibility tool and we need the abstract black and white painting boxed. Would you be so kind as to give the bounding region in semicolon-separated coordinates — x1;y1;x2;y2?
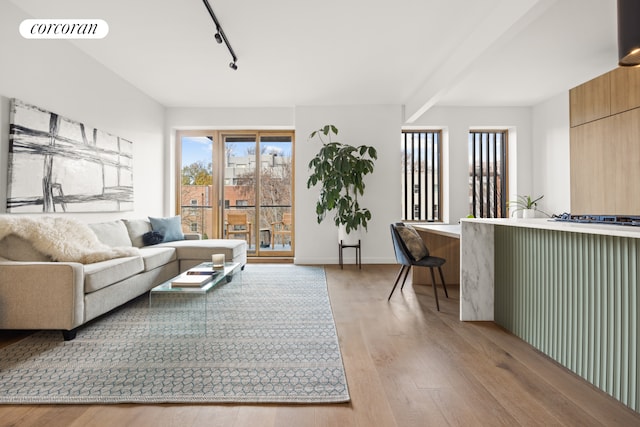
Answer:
7;99;134;213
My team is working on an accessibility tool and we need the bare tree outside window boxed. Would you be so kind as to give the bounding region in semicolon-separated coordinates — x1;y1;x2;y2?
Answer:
235;156;292;228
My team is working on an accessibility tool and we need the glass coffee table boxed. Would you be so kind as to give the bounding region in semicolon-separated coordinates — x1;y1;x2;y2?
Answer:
148;262;242;336
150;261;241;294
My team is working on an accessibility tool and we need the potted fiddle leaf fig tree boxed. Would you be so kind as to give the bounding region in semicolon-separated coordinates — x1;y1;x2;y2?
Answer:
307;125;377;243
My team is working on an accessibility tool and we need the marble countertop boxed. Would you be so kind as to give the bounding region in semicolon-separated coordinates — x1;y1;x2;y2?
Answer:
412;223;461;239
460;217;640;239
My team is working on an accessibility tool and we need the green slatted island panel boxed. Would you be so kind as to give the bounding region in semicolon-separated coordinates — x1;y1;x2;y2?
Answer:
494;224;640;412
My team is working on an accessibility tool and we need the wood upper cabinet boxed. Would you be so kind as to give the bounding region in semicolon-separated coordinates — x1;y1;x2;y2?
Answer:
611;108;640;214
570;67;640;215
610;66;640;115
570;120;609;214
570;102;640;215
569;73;610;127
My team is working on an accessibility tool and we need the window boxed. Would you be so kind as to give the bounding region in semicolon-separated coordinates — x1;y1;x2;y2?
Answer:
190;199;198;206
190;223;198;232
401;131;441;221
468;130;507;218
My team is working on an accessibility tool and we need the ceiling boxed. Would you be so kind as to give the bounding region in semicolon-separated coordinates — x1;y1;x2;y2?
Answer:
10;0;619;122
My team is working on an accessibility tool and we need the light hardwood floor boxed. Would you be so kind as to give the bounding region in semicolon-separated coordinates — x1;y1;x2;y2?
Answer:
1;264;640;427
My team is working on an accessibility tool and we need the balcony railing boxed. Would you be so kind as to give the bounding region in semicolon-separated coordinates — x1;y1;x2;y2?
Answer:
179;204;292;251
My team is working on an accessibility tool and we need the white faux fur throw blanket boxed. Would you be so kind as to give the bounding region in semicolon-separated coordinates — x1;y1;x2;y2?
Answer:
0;216;139;264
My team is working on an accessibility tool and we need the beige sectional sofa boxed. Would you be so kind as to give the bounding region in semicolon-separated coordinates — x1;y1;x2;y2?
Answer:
0;218;247;340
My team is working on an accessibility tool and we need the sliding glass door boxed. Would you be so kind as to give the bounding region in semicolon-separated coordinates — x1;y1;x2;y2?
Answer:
259;134;293;254
223;132;293;256
223;134;257;252
177;130;294;257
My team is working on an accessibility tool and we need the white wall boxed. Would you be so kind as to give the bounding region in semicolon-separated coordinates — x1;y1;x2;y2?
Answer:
531;92;571;216
410;106;533;222
0;2;165;222
295;105;403;264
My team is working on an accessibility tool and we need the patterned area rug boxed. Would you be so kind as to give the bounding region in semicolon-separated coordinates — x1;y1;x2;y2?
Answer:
0;265;350;404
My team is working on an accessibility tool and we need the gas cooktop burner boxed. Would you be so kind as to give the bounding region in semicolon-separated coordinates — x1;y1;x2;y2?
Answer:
554;213;640;226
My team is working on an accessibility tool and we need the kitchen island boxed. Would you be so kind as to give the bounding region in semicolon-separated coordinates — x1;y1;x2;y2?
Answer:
460;217;640;411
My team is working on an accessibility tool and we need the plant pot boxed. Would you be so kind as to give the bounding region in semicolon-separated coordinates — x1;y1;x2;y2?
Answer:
338;224;361;245
523;208;536;219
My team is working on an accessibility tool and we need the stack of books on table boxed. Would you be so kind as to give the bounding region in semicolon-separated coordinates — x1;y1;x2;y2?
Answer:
171;269;219;288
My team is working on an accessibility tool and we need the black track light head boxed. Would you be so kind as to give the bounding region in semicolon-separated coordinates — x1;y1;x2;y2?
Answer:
229;62;238;70
214;32;223;44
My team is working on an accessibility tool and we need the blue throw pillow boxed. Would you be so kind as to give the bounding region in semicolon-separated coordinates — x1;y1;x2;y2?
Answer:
148;216;184;243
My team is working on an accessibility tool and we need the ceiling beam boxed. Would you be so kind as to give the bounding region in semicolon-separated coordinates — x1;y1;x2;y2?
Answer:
403;0;558;123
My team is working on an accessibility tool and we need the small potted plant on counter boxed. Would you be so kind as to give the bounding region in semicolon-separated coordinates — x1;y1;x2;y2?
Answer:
508;194;543;218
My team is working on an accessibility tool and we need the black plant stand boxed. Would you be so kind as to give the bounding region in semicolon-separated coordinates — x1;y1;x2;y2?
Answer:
339;239;361;269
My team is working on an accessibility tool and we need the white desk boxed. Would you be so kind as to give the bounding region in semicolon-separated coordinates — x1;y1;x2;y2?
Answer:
411;224;461;288
412;223;461;239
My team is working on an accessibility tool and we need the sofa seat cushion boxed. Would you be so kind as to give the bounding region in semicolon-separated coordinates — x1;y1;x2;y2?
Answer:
157;239;246;262
138;247;177;271
83;256;144;293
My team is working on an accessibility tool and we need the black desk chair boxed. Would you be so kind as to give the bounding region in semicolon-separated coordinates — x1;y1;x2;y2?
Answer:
388;223;448;311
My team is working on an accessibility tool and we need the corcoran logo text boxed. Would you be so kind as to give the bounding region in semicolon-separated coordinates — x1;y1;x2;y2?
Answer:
19;19;109;39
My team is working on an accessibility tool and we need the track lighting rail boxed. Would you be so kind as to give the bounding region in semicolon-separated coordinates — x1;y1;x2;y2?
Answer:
202;0;238;70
